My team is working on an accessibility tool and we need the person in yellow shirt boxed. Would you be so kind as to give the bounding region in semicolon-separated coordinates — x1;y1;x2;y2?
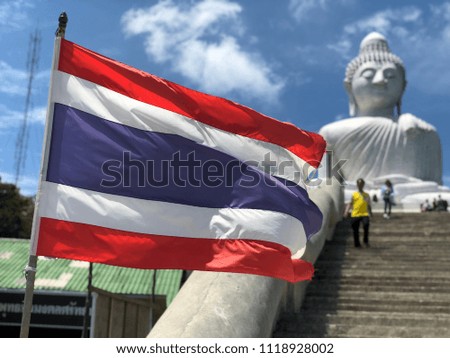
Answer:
345;178;373;248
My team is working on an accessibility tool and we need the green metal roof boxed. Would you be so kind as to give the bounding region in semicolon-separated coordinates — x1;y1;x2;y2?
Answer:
0;238;182;305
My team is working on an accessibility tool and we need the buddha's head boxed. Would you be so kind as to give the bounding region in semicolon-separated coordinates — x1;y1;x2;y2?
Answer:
344;32;407;119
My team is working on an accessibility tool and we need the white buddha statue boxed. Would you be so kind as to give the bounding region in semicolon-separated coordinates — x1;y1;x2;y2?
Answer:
319;32;449;208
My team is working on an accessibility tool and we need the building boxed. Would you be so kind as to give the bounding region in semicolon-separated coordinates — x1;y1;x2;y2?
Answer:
0;238;183;337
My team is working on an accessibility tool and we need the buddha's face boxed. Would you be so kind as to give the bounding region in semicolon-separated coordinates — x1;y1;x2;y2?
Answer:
351;61;405;117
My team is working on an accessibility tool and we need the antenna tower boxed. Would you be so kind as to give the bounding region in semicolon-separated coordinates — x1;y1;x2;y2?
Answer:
14;29;41;186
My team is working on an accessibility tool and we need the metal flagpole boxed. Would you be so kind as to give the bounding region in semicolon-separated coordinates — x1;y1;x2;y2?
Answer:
19;12;68;338
150;270;157;328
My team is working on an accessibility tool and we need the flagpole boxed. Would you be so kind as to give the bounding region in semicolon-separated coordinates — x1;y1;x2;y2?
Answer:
82;263;93;338
20;12;68;338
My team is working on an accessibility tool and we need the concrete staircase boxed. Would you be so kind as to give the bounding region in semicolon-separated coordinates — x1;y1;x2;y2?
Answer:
273;212;450;338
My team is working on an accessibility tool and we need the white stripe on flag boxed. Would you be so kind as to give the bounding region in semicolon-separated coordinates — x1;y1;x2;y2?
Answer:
38;181;307;254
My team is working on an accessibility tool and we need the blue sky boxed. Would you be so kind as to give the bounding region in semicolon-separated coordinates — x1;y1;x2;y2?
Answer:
1;0;449;195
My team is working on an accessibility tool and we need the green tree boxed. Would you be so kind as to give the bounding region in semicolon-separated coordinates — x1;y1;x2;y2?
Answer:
0;179;34;239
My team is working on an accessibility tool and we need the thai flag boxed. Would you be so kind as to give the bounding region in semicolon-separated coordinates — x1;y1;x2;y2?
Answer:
33;39;326;282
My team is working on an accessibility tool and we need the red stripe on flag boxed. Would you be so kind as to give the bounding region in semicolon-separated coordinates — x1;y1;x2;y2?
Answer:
58;39;325;167
37;217;313;283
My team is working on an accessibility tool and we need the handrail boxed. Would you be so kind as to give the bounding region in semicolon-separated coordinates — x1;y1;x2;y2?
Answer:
147;181;343;338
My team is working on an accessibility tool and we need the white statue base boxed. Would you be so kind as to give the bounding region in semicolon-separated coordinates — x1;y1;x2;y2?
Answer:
343;174;450;212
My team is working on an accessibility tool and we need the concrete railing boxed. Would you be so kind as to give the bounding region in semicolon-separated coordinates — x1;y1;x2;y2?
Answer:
148;181;343;338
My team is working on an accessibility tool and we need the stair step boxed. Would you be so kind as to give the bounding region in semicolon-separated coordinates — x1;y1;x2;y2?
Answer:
274;322;450;338
294;310;450;329
314;268;450;279
300;299;450;314
312;275;450;285
273;213;450;338
304;289;450;302
305;283;450;294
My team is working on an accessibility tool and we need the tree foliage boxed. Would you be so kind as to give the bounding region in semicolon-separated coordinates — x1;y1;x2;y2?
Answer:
0;180;34;239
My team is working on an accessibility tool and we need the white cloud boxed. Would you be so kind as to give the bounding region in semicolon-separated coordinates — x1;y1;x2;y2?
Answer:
289;0;354;22
0;0;33;30
327;38;352;59
0;104;46;129
122;0;243;61
288;0;328;22
121;0;284;104
0;60;27;95
328;6;424;61
0;60;49;96
175;36;283;101
431;2;450;21
343;7;422;38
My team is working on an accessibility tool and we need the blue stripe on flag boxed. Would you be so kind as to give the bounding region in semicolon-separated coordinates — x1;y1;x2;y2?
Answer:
47;103;322;239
